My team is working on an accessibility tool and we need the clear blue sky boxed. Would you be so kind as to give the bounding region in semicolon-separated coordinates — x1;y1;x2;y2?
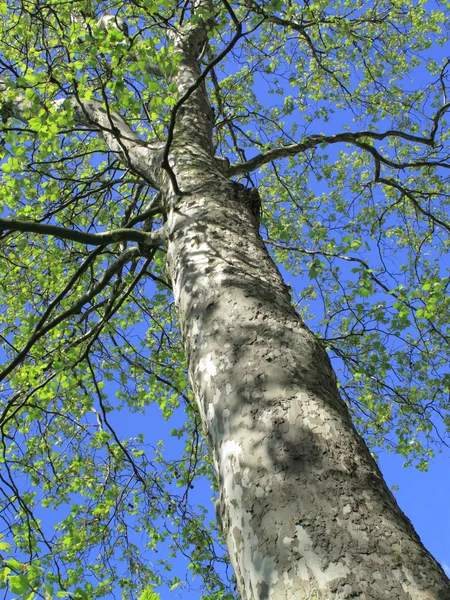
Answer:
379;449;450;578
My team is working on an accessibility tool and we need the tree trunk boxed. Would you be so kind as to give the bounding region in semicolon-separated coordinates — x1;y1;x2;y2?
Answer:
156;15;450;600
164;172;450;599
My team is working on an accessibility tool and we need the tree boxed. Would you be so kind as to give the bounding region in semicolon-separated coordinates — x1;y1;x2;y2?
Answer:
0;0;449;597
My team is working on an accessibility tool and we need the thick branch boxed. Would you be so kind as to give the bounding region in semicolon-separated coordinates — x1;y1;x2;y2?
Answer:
0;79;164;189
228;129;447;176
0;217;165;248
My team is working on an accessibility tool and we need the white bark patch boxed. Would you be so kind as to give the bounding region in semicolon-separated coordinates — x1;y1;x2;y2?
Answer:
191;318;200;337
214;261;231;284
251;551;279;599
206;392;230;442
260;408;275;433
220;440;243;510
342;504;352;516
347;519;369;544
198;354;217;383
282;570;294;588
212;388;222;405
234;508;274;600
188;239;210;269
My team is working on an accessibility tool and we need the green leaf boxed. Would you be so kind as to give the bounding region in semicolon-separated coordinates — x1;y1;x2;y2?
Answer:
9;574;30;595
137;589;160;600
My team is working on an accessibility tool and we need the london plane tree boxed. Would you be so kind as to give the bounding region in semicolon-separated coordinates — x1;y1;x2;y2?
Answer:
0;0;449;598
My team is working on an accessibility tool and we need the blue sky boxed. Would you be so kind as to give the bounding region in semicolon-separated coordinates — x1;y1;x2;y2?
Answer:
379;449;450;578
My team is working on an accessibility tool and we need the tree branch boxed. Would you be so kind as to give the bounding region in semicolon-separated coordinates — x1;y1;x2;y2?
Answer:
377;177;450;234
124;192;164;228
0;78;164;189
0;217;166;248
227;127;449;176
0;246;141;383
265;239;450;346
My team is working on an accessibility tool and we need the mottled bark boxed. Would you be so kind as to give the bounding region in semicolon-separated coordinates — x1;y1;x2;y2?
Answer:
160;19;450;600
163;166;450;599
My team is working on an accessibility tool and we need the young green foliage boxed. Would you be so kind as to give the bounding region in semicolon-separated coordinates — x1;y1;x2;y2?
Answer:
0;0;449;597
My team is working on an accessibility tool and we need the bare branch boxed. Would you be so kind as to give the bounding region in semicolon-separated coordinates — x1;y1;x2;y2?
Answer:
227;128;447;176
265;239;450;346
377;177;450;234
124;192;164;228
0;217;166;248
34;247;103;337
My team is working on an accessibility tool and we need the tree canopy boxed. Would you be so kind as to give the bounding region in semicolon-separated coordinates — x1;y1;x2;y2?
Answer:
0;0;449;598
